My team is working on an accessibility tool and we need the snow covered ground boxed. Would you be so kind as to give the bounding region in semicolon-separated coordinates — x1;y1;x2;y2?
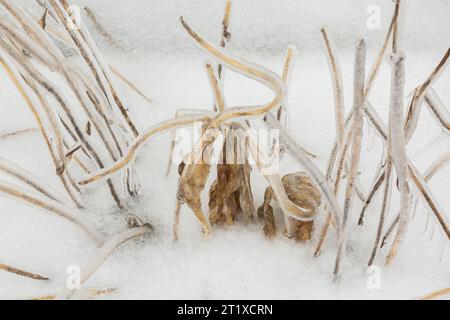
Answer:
0;0;449;299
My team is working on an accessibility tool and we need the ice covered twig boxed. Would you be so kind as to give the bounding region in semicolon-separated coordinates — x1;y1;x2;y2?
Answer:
314;127;352;257
180;17;286;127
277;45;298;126
385;53;411;266
205;61;226;112
265;114;341;230
0;157;66;203
334;39;366;276
424;89;450;133
364;0;401;98
423;153;450;182
321;28;345;146
0;49;81;207
78;112;216;186
364;105;450;241
81;17;285;186
110;65;153;104
61;226;151;299
48;0;140;138
404;48;450;144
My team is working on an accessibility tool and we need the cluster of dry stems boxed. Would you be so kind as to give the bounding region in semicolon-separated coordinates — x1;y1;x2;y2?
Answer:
0;0;448;299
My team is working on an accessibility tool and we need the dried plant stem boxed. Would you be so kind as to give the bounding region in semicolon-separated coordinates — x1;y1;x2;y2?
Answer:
364;0;400;98
404;48;450;143
265;114;341;229
83;6;123;49
421;287;450;300
364;104;450;241
408;163;450;240
358;170;385;226
0;37;122;207
81;18;286;186
277;45;298;125
386;53;411;266
423;153;450;182
424;89;450;132
49;0;140;138
62;226;151;299
0;157;65;203
314;127;352;257
334;39;366;276
217;0;232;81
31;287;117;300
205;61;226;112
79;113;215;186
0;179;102;243
0;128;37;139
0;51;82;207
368;156;392;266
246;126;315;219
381;213;400;248
110;65;152;104
321;28;345;145
180;17;285;127
0;263;49;280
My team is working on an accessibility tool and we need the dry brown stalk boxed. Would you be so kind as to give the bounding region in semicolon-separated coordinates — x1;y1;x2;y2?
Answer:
109;65;153;104
385;53;411;266
0;128;37;139
420;287;450;300
0;263;49;281
83;6;123;50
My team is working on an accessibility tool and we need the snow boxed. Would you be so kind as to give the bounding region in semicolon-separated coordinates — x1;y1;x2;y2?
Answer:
0;0;449;299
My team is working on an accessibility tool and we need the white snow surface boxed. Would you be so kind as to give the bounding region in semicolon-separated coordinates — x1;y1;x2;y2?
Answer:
0;0;449;299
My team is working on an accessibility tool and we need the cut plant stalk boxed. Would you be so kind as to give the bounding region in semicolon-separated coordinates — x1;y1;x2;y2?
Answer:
334;39;366;277
385;53;411;266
